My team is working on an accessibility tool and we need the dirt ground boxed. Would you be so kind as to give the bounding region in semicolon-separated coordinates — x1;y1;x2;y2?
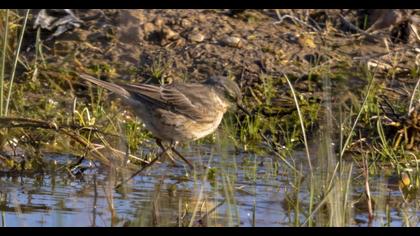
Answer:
23;9;418;84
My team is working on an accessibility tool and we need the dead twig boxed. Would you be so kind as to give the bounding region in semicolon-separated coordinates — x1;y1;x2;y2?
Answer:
362;155;374;222
274;10;319;32
338;14;378;42
0;116;146;168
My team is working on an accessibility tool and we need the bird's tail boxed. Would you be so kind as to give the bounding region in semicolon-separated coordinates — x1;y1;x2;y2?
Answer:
78;73;131;98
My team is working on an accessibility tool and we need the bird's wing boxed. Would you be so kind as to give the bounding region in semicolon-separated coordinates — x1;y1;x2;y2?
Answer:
78;73;206;120
120;83;206;121
79;73;132;98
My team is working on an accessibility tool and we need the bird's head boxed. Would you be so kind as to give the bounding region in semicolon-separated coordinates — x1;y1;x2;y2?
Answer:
204;76;251;115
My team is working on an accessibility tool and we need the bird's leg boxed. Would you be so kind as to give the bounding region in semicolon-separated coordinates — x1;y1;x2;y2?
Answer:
115;139;169;189
115;156;160;189
155;138;166;152
156;138;178;166
170;141;194;170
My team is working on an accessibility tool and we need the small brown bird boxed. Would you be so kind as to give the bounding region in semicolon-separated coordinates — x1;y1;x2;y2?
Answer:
78;73;250;177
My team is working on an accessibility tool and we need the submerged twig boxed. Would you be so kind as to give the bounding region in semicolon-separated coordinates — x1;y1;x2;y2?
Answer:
194;199;226;226
362;155;374;222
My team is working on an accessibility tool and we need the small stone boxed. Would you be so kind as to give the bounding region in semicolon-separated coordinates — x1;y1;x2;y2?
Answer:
180;18;192;28
197;14;206;22
162;26;178;40
154;17;164;29
220;24;233;34
204;43;213;51
143;22;155;34
189;32;205;42
299;34;316;49
174;38;186;47
59;30;88;41
222;36;244;48
54;41;76;56
87;32;110;42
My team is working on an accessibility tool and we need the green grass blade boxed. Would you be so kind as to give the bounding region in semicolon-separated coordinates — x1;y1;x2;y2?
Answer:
0;9;9;116
283;73;313;173
4;9;29;116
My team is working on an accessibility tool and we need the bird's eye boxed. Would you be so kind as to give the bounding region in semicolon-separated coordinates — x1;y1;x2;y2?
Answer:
225;90;237;102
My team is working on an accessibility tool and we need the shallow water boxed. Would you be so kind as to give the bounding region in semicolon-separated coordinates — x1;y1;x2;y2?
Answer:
0;145;418;227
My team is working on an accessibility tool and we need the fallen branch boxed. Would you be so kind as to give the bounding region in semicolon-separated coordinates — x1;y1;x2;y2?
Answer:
0;116;148;168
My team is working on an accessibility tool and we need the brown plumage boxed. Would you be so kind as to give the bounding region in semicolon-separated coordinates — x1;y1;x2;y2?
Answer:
78;73;249;175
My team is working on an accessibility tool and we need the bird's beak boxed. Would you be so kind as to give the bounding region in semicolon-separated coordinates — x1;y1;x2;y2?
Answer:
236;101;252;116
